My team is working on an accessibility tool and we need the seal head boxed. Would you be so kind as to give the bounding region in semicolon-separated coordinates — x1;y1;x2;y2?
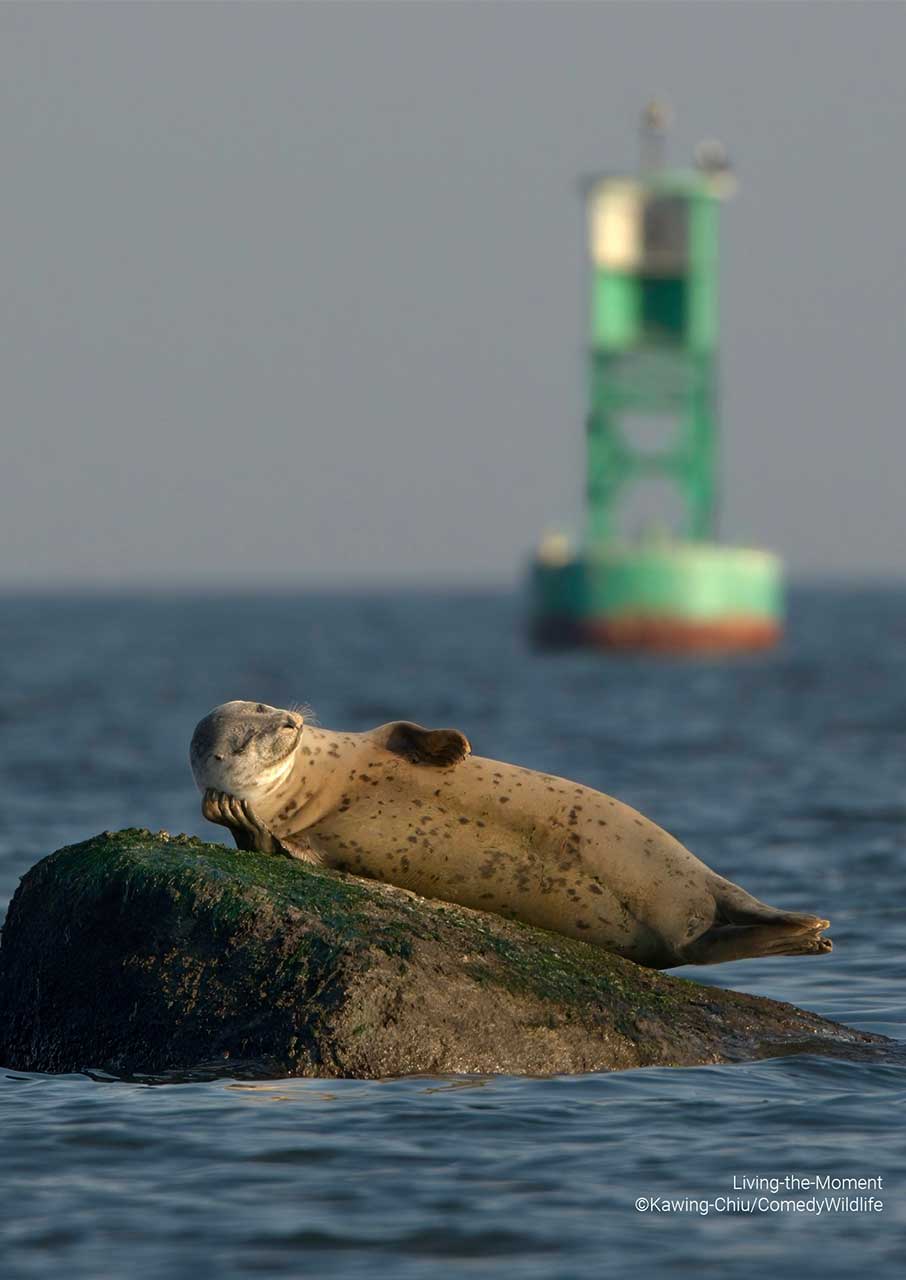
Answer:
190;701;303;800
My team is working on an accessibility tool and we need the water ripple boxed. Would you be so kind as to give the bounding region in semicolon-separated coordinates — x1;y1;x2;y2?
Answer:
1;588;905;1278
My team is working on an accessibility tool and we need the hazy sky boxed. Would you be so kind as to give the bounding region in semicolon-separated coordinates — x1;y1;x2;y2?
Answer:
2;1;905;587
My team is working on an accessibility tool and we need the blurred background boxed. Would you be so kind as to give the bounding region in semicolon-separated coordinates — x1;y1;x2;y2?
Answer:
1;0;905;589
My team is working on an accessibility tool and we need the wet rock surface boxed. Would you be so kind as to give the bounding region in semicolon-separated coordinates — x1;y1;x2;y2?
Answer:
0;830;889;1079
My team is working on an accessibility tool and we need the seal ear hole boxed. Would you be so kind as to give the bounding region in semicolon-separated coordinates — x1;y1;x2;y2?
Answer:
384;722;471;767
213;753;224;762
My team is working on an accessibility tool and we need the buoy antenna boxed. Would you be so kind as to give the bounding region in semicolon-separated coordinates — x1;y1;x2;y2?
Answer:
640;99;672;172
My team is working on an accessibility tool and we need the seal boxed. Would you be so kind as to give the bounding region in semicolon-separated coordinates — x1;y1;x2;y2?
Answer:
190;700;832;969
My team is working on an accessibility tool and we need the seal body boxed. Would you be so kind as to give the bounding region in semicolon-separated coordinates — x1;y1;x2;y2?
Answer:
191;702;832;969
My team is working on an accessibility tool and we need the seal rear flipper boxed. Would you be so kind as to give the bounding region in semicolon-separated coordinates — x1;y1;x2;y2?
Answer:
682;920;833;965
375;721;471;767
711;876;829;932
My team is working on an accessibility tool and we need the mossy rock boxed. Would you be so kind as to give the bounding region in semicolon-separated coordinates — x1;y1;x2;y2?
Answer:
0;830;888;1079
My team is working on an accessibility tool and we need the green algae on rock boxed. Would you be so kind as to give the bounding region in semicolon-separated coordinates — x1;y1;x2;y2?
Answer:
0;830;887;1079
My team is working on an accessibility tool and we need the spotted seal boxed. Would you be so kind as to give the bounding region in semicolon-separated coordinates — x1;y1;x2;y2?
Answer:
189;700;832;968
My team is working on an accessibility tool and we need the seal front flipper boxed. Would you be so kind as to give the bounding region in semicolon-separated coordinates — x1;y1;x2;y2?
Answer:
201;789;320;863
374;721;471;767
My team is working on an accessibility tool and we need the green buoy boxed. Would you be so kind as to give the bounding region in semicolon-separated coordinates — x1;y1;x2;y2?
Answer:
531;104;783;652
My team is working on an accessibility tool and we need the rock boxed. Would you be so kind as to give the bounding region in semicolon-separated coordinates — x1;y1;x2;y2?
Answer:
0;830;889;1079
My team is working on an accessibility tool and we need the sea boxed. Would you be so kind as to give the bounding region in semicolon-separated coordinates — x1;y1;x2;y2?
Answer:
0;586;904;1278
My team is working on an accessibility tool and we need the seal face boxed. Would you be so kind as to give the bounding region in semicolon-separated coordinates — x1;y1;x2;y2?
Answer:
190;701;304;800
190;701;832;969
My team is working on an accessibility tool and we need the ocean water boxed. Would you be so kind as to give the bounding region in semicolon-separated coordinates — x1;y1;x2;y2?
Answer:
0;586;904;1278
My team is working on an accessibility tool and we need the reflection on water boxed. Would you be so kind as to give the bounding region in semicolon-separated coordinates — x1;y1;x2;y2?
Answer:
1;587;904;1278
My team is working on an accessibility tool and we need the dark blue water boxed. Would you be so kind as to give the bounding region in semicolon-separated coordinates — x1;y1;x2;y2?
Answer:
1;588;904;1277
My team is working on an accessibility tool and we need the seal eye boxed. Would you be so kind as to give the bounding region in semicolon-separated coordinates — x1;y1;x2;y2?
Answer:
256;704;267;713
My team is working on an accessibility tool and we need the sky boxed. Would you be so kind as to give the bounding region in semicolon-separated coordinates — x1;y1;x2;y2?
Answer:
2;0;905;588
